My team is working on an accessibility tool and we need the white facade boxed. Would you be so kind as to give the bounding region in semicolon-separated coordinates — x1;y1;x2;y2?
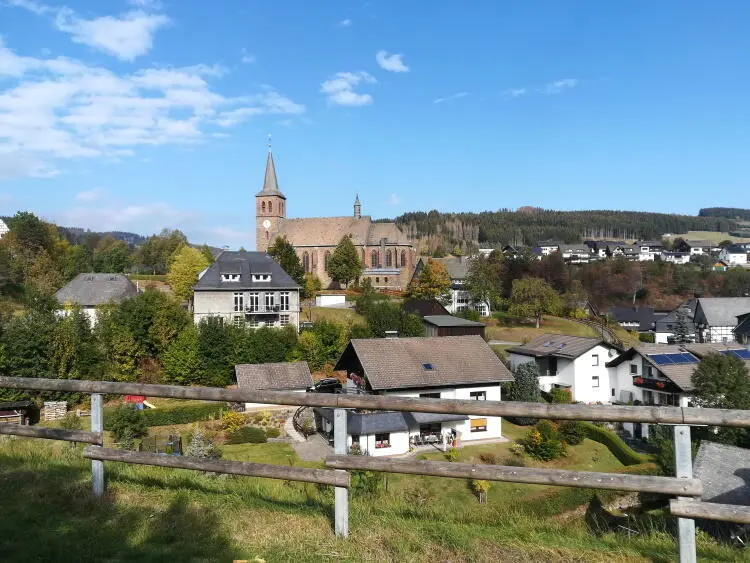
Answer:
193;289;300;330
446;285;489;317
538;244;559;256
719;248;748;266
315;294;346;307
509;343;619;404
244;389;307;410
663;252;691;265
0;219;8;239
56;305;100;326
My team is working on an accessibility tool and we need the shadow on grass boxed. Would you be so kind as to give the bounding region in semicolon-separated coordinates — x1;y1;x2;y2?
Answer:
0;453;237;562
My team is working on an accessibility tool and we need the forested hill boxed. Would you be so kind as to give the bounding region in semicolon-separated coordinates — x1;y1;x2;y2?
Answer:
699;207;750;221
392;209;737;249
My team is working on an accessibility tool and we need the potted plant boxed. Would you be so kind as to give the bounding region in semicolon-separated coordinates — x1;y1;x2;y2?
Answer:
655;381;666;389
633;377;645;385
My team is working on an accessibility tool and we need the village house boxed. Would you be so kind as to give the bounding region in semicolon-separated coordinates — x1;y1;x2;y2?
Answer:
535;240;562;256
654;299;697;344
313;336;514;456
412;256;490;316
608;306;667;337
634;240;663;261
735;313;750;344
507;334;621;404
55;273;138;325
675;240;716;255
0;218;8;239
662;251;691;264
559;244;595;264
421;315;486;338
719;244;748;266
234;362;313;410
193;250;301;330
255;148;416;290
693;297;750;343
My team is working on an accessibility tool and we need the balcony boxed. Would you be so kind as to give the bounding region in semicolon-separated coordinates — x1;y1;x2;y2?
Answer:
632;376;681;393
245;305;284;314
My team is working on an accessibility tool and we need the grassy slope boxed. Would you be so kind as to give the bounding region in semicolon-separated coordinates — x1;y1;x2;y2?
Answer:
306;306;366;325
485;316;599;343
0;429;739;562
667;230;750;243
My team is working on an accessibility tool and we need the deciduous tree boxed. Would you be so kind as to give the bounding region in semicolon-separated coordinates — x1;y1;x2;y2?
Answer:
167;245;210;302
407;258;451;304
508;277;562;328
327;235;362;287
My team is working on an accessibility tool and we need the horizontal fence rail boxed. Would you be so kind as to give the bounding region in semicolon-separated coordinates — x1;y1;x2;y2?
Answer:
2;376;749;427
0;422;102;444
670;499;750;525
325;455;702;496
83;446;350;488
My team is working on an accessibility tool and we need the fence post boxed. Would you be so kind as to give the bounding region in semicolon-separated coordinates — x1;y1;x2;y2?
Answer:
91;393;104;498
333;408;349;538
674;425;696;563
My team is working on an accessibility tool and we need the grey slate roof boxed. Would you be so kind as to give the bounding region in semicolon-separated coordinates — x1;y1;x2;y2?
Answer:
55;273;138;307
255;151;285;198
422;315;485;327
194;251;300;291
415;256;470;280
724;244;748;255
609;306;662;332
508;334;606;360
335;335;514;391
693;441;750;506
235;362;313;391
695;298;750;327
655;299;698;334
315;408;468;435
606;344;699;391
402;298;450;318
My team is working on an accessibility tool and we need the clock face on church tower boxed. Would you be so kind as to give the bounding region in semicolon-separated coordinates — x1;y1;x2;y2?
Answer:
262;219;271;230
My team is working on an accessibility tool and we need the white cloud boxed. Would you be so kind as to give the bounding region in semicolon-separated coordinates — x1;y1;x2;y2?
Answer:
74;187;106;202
433;91;469;104
503;88;526;98
240;48;256;64
0;37;305;179
54;201;195;232
205;226;252;246
54;9;170;61
320;71;376;106
128;0;163;8
387;193;401;206
375;50;409;73
6;0;50;15
338;19;352;27
541;78;578;95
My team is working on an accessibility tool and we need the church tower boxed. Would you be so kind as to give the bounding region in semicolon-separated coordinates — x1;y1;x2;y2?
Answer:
255;142;286;252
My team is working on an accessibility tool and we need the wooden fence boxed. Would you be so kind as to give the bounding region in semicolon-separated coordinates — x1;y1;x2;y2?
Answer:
0;375;749;563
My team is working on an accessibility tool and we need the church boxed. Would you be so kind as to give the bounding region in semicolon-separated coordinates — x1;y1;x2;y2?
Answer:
255;149;416;290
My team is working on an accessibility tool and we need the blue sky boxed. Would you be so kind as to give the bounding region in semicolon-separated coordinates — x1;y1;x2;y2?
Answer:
1;0;749;248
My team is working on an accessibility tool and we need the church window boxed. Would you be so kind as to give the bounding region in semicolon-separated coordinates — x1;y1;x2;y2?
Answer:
401;250;407;268
361;249;365;264
280;202;283;215
385;250;392;268
324;251;331;270
268;201;272;213
303;252;310;273
262;201;266;213
371;250;378;267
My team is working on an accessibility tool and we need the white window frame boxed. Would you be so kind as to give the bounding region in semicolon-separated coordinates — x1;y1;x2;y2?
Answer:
233;292;244;312
248;292;259;312
592;354;599;366
265;292;275;310
592;376;600;388
375;433;390;449
221;273;240;282
630;364;638;375
233;315;244;328
279;314;290;327
279;291;290;311
469;391;486;401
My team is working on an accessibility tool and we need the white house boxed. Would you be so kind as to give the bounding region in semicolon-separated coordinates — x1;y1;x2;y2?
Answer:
507;334;621;404
662;252;691;265
0;219;9;239
535;240;561;256
235;362;313;410
314;335;514;457
412;256;489;316
693;297;750;343
193;250;301;330
719;245;748;266
559;244;595;264
635;240;663;262
654;299;697;344
55;273;138;325
676;240;714;255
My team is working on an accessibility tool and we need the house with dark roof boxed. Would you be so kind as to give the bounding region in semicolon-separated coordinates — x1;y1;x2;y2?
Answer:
559;244;595;264
735;312;750;345
654;299;697;344
694;297;750;343
401;298;450;318
634;240;664;261
235;362;313;409
675;240;716;255
411;256;489;316
508;334;621;404
316;335;514;456
719;244;748;266
421;315;485;338
55;273;138;324
193;250;301;330
608;306;668;336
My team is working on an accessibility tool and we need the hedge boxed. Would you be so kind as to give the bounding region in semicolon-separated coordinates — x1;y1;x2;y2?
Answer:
226;426;267;444
104;403;225;430
579;421;650;466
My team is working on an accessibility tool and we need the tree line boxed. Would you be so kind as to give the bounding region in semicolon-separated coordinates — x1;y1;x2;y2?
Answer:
392;208;738;249
698;207;750;221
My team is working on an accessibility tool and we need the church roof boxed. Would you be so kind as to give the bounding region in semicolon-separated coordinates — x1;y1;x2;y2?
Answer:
255;151;285;198
277;216;409;247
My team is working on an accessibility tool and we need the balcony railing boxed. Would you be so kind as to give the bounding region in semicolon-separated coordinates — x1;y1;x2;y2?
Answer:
632;376;681;393
245;305;287;314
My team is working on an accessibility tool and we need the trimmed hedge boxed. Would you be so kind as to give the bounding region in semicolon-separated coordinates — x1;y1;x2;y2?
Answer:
104;403;225;430
580;421;649;466
226;426;267;444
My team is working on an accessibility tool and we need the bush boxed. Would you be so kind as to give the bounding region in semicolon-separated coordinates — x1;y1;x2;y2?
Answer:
226;426;267;444
549;388;572;404
446;447;460;462
521;420;566;461
638;333;656;343
266;427;281;439
558;421;585;445
108;405;148;450
60;412;82;431
105;403;225;429
580;421;648;466
351;470;385;496
507;362;542;425
478;452;498;465
221;411;246;434
502;455;526;467
470;479;491;503
184;427;221;459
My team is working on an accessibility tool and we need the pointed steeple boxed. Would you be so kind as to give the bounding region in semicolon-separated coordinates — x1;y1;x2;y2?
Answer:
256;138;286;199
353;194;361;219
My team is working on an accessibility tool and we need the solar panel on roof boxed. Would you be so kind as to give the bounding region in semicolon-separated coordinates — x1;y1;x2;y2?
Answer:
673;353;699;364
720;349;750;360
648;354;674;365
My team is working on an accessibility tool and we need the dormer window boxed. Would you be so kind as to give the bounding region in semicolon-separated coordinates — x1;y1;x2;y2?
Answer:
422;363;434;371
221;274;240;282
252;274;271;282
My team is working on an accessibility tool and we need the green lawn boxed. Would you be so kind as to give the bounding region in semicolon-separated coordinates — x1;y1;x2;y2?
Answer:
0;435;740;562
485;315;599;343
306;306;366;325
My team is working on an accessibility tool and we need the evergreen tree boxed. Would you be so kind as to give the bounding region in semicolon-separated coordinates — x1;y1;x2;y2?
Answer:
508;362;543;426
671;311;693;344
162;325;204;385
267;236;305;287
326;235;362;287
